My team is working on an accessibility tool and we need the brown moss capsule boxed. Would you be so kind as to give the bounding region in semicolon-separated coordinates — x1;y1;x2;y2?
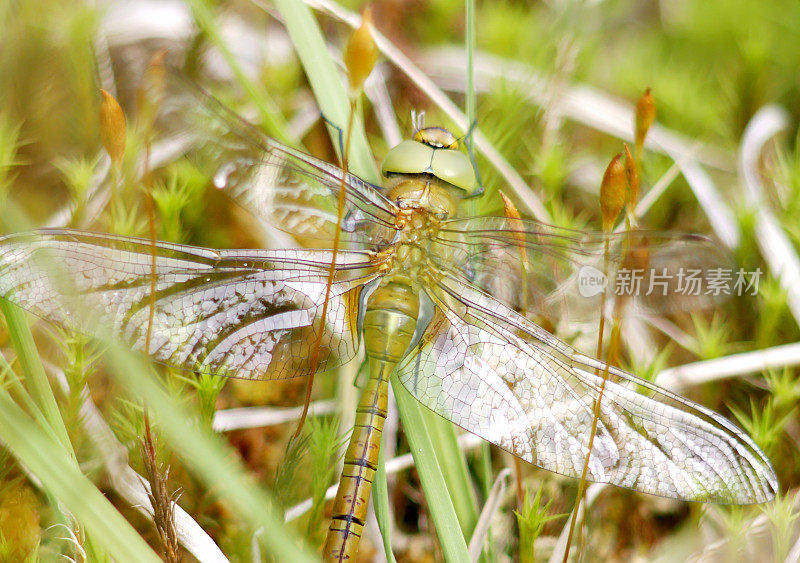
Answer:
623;143;639;209
500;191;525;245
344;7;378;95
635;88;655;156
600;153;625;232
98;89;126;168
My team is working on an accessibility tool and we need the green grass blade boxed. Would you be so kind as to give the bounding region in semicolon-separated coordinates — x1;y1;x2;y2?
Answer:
465;0;476;131
0;387;159;561
273;0;378;182
422;407;479;538
392;376;470;563
374;447;397;562
477;442;496;561
0;347;56;441
1;301;74;458
186;0;292;145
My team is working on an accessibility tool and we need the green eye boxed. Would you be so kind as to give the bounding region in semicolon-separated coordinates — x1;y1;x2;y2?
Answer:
431;149;477;193
381;140;434;176
381;138;477;194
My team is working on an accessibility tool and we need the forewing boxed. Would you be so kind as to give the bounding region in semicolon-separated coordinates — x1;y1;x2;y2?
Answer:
397;273;777;503
0;230;382;380
160;76;399;247
435;216;734;321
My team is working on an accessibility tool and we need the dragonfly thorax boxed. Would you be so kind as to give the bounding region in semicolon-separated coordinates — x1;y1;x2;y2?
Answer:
379;191;447;279
372;226;434;282
362;181;447;363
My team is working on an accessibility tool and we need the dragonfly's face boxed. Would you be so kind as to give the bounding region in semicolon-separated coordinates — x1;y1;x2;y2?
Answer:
380;127;477;196
383;174;459;220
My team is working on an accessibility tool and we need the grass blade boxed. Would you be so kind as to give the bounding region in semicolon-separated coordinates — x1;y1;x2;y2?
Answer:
186;0;292;145
1;301;74;458
392;376;470;562
422;407;479;538
374;447;397;562
273;0;378;182
0;373;159;560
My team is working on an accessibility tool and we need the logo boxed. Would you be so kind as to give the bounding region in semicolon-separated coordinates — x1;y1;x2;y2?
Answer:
577;265;608;298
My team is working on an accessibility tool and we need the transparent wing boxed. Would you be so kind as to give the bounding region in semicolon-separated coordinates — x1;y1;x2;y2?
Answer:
435;216;735;322
397;272;777;503
160;76;399;247
0;230;383;380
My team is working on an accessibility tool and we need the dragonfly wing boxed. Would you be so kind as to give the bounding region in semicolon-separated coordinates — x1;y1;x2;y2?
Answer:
162;77;399;246
0;230;382;380
436;216;734;322
397;273;777;503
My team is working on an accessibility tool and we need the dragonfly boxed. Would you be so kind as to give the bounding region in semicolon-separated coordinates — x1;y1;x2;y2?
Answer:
0;80;777;562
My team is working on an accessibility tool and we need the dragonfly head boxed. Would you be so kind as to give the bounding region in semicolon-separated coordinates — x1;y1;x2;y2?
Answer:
381;128;478;196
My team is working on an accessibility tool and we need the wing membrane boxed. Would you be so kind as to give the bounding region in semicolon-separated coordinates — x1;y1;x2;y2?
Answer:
160;77;399;247
436;216;733;321
0;230;383;380
397;273;777;503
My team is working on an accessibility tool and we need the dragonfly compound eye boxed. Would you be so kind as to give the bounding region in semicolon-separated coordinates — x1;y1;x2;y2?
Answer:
414;127;459;149
381;138;478;195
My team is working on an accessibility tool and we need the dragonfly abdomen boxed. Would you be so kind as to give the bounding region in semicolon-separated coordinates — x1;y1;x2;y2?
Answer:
323;280;419;562
362;279;420;362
